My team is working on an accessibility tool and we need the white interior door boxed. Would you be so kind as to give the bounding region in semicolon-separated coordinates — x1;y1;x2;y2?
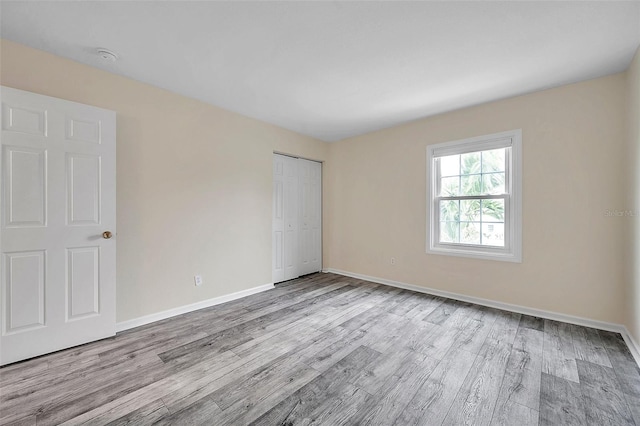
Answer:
0;86;116;365
273;154;321;284
298;159;322;276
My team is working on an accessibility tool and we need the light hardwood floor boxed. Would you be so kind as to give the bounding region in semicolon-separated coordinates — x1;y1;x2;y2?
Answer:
1;273;639;425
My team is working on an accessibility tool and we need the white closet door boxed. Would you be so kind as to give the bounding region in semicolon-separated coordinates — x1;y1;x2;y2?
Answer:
272;155;286;283
273;154;322;284
283;157;299;281
299;159;322;276
272;154;298;283
0;87;116;365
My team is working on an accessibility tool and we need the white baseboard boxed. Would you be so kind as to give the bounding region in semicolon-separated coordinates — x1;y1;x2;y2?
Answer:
621;327;640;368
116;282;274;333
323;268;640;367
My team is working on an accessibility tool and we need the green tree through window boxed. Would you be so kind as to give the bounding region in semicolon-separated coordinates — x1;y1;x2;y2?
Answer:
438;148;506;246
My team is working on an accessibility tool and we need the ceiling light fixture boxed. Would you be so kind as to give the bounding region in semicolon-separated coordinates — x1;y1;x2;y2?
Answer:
96;48;118;62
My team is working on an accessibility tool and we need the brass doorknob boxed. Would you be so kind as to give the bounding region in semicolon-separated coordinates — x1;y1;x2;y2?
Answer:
102;231;113;239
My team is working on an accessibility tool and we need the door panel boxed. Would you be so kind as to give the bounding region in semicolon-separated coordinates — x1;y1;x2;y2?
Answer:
1;103;47;136
309;160;322;273
67;247;100;319
0;86;116;365
298;159;310;273
273;154;299;283
4;250;45;333
4;146;47;227
67;154;101;225
284;158;298;281
298;159;322;276
272;156;285;283
66;116;101;144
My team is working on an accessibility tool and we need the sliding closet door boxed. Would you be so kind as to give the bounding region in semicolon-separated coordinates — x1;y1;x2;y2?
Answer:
299;159;322;276
272;154;322;284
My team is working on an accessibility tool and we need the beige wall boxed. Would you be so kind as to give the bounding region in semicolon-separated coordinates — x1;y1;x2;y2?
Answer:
326;74;628;324
0;39;329;322
626;47;640;341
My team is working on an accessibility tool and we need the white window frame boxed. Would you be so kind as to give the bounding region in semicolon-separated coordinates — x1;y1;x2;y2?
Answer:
427;129;522;262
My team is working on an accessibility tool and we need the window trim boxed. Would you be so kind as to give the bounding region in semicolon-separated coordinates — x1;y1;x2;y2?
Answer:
426;129;522;263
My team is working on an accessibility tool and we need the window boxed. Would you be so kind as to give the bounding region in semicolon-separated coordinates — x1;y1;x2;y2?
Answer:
427;129;522;262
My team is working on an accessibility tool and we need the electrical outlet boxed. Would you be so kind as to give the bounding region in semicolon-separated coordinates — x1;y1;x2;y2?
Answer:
194;275;203;286
391;257;396;265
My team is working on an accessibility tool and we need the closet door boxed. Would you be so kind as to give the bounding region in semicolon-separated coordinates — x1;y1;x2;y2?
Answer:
272;155;285;283
299;159;322;276
283;157;299;280
273;154;321;284
272;154;298;283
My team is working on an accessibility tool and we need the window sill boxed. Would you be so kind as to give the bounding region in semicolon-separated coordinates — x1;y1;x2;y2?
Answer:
427;245;522;263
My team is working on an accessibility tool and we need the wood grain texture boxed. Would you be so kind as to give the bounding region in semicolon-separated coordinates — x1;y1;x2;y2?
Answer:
424;299;462;326
251;345;380;425
347;353;440;425
107;399;170;426
577;359;635;425
396;346;477;425
491;321;544;426
539;373;586;426
571;325;613;368
491;347;541;425
1;273;639;425
441;339;511;426
490;401;538;426
542;319;580;383
154;397;220;426
519;314;545;332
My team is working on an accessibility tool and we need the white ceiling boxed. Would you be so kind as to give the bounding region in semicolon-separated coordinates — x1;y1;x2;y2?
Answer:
1;1;639;142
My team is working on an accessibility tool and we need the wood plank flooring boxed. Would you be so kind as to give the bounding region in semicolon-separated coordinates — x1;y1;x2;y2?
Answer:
1;273;639;425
